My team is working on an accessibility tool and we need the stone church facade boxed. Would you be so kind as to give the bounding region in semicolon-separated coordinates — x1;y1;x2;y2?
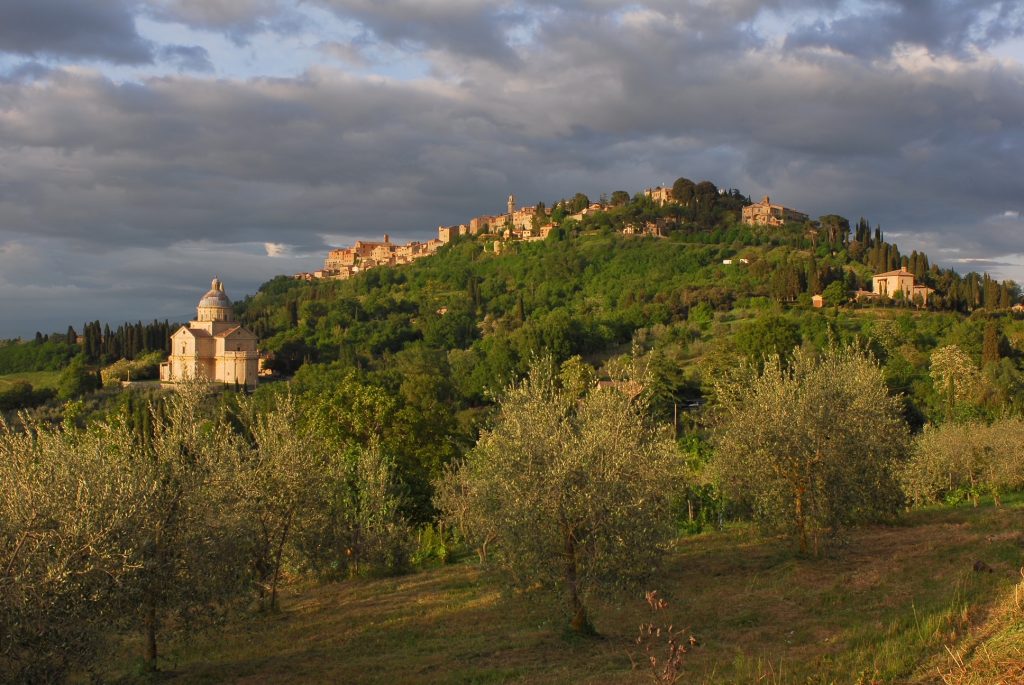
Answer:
160;278;260;388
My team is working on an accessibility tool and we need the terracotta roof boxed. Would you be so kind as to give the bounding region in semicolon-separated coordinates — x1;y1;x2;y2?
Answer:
214;325;242;338
873;268;913;277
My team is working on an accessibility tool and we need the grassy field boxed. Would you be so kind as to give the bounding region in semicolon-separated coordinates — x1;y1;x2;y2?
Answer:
108;500;1024;684
0;370;61;390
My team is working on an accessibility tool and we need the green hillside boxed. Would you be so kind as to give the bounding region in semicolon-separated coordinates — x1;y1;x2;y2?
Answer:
234;200;1024;520
6;187;1024;685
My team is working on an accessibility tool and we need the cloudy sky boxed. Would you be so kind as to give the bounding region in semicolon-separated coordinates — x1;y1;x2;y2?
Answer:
0;0;1022;336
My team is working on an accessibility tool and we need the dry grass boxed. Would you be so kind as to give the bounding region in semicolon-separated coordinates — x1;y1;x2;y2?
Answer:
106;499;1024;684
920;568;1024;685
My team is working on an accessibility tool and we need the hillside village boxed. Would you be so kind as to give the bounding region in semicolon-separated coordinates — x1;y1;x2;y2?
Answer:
295;186;805;280
294;192;558;281
291;184;957;310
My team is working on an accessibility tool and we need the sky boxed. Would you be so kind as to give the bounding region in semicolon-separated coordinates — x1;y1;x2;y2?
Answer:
0;0;1023;337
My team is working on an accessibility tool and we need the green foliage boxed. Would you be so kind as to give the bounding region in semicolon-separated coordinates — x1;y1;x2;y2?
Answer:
687;301;714;329
293;442;412;579
672;177;694;206
900;418;1024;507
711;345;909;554
0;380;54;412
734;314;800;363
438;356;684;634
817;215;850;245
100;350;165;386
411;523;461;567
289;358;462;523
0;336;76;374
822;280;846;307
57;352;100;400
929;344;983;420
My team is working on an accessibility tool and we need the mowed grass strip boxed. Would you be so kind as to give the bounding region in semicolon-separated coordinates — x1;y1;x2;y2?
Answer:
0;370;61;390
108;499;1024;684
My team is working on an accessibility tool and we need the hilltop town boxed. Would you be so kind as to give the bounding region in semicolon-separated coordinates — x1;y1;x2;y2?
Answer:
294;184;760;281
294;192;555;280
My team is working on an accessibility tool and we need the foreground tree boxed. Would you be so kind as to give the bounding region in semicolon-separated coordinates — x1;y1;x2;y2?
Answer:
232;393;323;610
0;384;250;678
119;384;251;672
439;357;683;634
0;413;143;682
711;345;908;554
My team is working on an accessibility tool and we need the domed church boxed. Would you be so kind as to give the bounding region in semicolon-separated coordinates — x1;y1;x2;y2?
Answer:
160;277;260;388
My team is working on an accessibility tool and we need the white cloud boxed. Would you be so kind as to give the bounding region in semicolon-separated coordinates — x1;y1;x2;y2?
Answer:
264;241;288;256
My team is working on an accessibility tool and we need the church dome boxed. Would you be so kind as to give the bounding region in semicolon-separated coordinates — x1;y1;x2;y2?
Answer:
198;277;231;308
196;277;235;322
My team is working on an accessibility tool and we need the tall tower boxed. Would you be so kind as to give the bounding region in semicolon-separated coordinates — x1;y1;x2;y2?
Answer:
507;193;516;216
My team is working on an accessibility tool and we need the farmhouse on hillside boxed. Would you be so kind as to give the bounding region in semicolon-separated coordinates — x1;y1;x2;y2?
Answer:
872;267;935;305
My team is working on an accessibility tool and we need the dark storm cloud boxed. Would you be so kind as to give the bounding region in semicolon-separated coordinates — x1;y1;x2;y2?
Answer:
158;44;213;72
2;0;1024;335
0;0;153;64
311;0;525;64
143;0;306;42
785;0;1024;59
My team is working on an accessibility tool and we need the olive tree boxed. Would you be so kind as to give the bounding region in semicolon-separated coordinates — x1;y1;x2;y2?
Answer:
232;393;323;610
901;418;1024;507
117;383;251;672
0;412;144;682
0;384;250;678
293;442;412;578
438;357;683;634
711;345;908;555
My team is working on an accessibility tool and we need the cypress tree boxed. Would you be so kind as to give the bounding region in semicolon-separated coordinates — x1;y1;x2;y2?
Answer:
982;321;1000;366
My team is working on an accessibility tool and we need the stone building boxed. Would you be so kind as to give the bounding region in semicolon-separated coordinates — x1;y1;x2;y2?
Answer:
644;186;672;205
741;196;810;227
354;235;392;260
872;267;934;305
438;225;469;243
160;278;260;388
324;247;356;271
